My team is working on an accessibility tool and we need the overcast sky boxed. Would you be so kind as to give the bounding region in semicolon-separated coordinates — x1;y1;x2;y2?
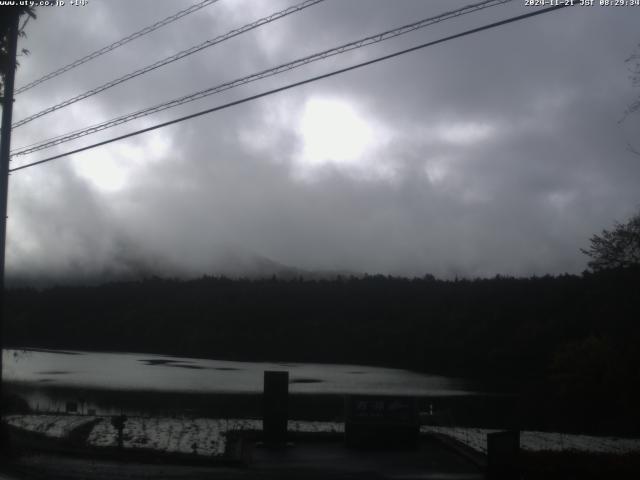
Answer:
5;0;640;283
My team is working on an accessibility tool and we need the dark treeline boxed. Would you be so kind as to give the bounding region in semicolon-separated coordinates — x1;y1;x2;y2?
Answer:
3;268;640;434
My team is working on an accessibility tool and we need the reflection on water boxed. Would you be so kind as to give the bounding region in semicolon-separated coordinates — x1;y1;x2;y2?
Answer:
3;348;477;416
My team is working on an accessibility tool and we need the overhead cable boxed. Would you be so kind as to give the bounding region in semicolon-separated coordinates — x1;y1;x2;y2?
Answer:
9;3;576;173
15;0;219;95
12;0;510;155
12;0;326;128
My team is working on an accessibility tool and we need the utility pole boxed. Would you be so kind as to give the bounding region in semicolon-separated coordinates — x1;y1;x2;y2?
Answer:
0;11;21;439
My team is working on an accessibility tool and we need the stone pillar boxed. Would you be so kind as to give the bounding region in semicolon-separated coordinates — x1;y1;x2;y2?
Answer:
487;430;519;479
263;371;288;445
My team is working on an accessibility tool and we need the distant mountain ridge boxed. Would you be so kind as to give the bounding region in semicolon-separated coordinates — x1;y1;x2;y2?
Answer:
6;247;360;288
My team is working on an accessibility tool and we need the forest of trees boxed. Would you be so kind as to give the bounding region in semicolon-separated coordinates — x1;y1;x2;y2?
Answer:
3;267;640;434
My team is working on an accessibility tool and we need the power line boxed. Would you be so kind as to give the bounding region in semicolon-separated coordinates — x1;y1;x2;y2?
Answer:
9;3;575;174
15;0;219;95
12;0;326;129
8;129;76;154
11;0;511;156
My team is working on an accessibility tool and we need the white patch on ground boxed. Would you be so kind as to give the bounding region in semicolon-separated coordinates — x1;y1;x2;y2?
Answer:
87;418;118;448
5;415;344;457
4;414;97;438
421;426;640;455
113;418;261;456
85;417;342;456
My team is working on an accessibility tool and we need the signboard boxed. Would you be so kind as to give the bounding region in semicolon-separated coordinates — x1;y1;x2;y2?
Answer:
345;395;419;449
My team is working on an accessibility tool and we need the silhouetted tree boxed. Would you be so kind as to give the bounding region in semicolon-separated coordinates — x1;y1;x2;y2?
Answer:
624;43;640;119
582;210;640;271
622;42;640;155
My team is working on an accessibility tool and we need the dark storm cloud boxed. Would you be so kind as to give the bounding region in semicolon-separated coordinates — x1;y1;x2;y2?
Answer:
6;0;640;283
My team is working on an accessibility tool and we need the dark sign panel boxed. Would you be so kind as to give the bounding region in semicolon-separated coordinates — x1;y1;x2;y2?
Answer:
345;395;419;449
348;396;418;424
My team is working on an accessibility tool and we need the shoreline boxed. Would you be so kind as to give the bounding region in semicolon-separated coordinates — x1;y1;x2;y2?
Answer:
4;381;514;428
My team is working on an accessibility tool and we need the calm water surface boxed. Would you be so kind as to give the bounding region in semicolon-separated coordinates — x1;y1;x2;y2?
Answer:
3;348;474;396
2;348;481;416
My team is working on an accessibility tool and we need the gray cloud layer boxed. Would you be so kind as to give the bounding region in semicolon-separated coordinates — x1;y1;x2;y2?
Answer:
6;0;640;283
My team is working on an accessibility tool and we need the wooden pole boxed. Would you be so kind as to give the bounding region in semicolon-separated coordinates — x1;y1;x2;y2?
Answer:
0;11;20;445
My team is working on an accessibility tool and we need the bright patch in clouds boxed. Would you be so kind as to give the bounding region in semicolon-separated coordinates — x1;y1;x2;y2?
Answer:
437;122;494;145
298;98;374;169
72;152;126;191
424;157;450;185
70;132;171;191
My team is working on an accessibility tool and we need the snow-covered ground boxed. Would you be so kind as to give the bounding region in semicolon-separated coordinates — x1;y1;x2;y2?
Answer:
88;417;261;456
421;426;640;455
4;414;96;438
4;415;343;457
5;415;639;458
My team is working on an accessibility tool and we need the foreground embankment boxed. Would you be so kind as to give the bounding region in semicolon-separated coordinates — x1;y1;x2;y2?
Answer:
3;413;640;479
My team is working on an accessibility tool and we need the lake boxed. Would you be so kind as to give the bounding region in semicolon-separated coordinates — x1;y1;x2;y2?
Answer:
2;348;478;417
